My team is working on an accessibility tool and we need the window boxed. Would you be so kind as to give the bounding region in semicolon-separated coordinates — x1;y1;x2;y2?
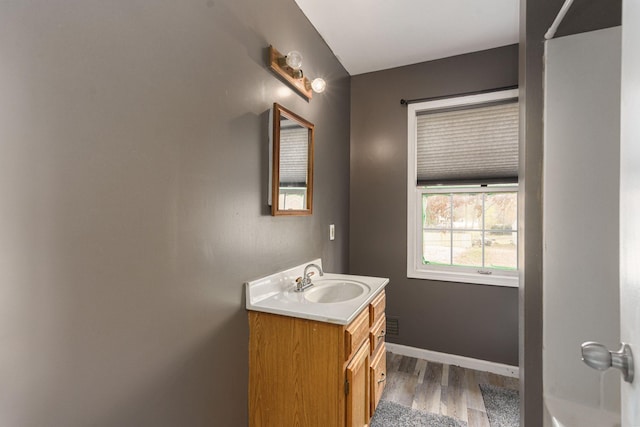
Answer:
278;123;309;210
407;89;519;287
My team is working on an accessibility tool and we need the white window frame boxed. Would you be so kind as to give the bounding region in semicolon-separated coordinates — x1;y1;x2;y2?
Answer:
407;89;519;287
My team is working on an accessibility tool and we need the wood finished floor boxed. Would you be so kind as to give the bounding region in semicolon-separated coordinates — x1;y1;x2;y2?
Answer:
381;352;519;427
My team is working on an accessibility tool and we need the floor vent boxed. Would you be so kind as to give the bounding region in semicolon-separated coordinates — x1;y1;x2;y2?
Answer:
385;316;399;337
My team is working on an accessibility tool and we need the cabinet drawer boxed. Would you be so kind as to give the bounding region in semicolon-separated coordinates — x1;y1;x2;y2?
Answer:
370;342;386;414
369;314;386;356
369;290;386;327
345;308;370;361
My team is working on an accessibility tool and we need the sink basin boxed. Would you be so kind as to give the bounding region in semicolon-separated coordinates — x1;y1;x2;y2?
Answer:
246;260;389;324
304;279;370;303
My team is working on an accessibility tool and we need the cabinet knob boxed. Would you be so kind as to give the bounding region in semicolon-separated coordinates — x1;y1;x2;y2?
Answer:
377;372;386;384
377;330;386;340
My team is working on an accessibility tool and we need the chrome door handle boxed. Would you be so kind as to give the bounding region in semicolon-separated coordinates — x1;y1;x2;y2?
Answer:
581;341;634;383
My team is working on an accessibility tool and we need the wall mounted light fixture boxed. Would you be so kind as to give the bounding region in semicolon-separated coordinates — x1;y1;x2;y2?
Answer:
268;45;326;101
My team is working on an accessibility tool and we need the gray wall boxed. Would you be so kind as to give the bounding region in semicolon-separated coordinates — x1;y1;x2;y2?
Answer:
0;1;350;426
350;45;520;366
519;0;620;425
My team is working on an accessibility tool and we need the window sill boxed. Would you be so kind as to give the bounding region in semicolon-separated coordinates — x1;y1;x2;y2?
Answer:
408;268;519;288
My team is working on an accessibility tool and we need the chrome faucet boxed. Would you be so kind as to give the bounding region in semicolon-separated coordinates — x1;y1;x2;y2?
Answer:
295;263;324;292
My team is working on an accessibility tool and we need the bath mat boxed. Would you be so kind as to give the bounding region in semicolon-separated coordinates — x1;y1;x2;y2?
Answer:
479;384;520;427
370;400;467;427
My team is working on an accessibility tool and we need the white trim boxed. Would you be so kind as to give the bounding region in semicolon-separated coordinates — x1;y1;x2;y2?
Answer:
407;89;520;287
385;343;519;378
408;88;519;115
410;268;519;287
422;185;517;194
407;106;420;282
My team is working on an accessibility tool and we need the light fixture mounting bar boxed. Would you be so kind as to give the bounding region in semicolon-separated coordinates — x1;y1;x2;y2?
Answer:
268;45;312;101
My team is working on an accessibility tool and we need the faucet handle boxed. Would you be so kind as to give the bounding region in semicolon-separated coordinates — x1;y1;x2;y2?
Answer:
294;275;313;292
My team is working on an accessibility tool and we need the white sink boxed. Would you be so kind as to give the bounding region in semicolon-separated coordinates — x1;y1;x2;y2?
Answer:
245;259;389;325
304;279;370;303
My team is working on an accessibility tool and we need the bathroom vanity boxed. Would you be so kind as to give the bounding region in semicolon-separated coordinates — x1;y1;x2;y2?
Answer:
246;260;388;427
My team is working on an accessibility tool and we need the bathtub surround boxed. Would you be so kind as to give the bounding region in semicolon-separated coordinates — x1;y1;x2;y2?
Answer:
543;26;621;425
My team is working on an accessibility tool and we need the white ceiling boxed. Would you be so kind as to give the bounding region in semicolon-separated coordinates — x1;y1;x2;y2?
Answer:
294;0;520;76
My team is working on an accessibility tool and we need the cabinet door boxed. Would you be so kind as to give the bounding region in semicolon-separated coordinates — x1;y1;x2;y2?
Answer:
370;343;386;415
346;340;370;427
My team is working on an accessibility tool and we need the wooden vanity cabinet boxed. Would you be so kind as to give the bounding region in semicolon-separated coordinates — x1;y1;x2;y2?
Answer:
248;290;386;427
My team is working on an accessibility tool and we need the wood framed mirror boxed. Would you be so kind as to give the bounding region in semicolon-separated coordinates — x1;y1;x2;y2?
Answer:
269;103;314;216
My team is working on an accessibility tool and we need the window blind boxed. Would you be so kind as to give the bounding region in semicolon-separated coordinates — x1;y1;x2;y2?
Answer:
279;127;308;186
416;100;519;185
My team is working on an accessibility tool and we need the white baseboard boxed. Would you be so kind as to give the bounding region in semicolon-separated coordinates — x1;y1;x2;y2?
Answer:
385;343;519;378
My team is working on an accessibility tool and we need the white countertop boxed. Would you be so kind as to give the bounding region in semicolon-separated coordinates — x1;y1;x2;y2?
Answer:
245;259;389;325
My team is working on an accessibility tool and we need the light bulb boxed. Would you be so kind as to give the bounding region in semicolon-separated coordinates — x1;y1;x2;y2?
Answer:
285;51;303;70
311;78;327;93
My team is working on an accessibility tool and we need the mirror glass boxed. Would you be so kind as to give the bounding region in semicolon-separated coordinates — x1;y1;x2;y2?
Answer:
269;103;314;216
